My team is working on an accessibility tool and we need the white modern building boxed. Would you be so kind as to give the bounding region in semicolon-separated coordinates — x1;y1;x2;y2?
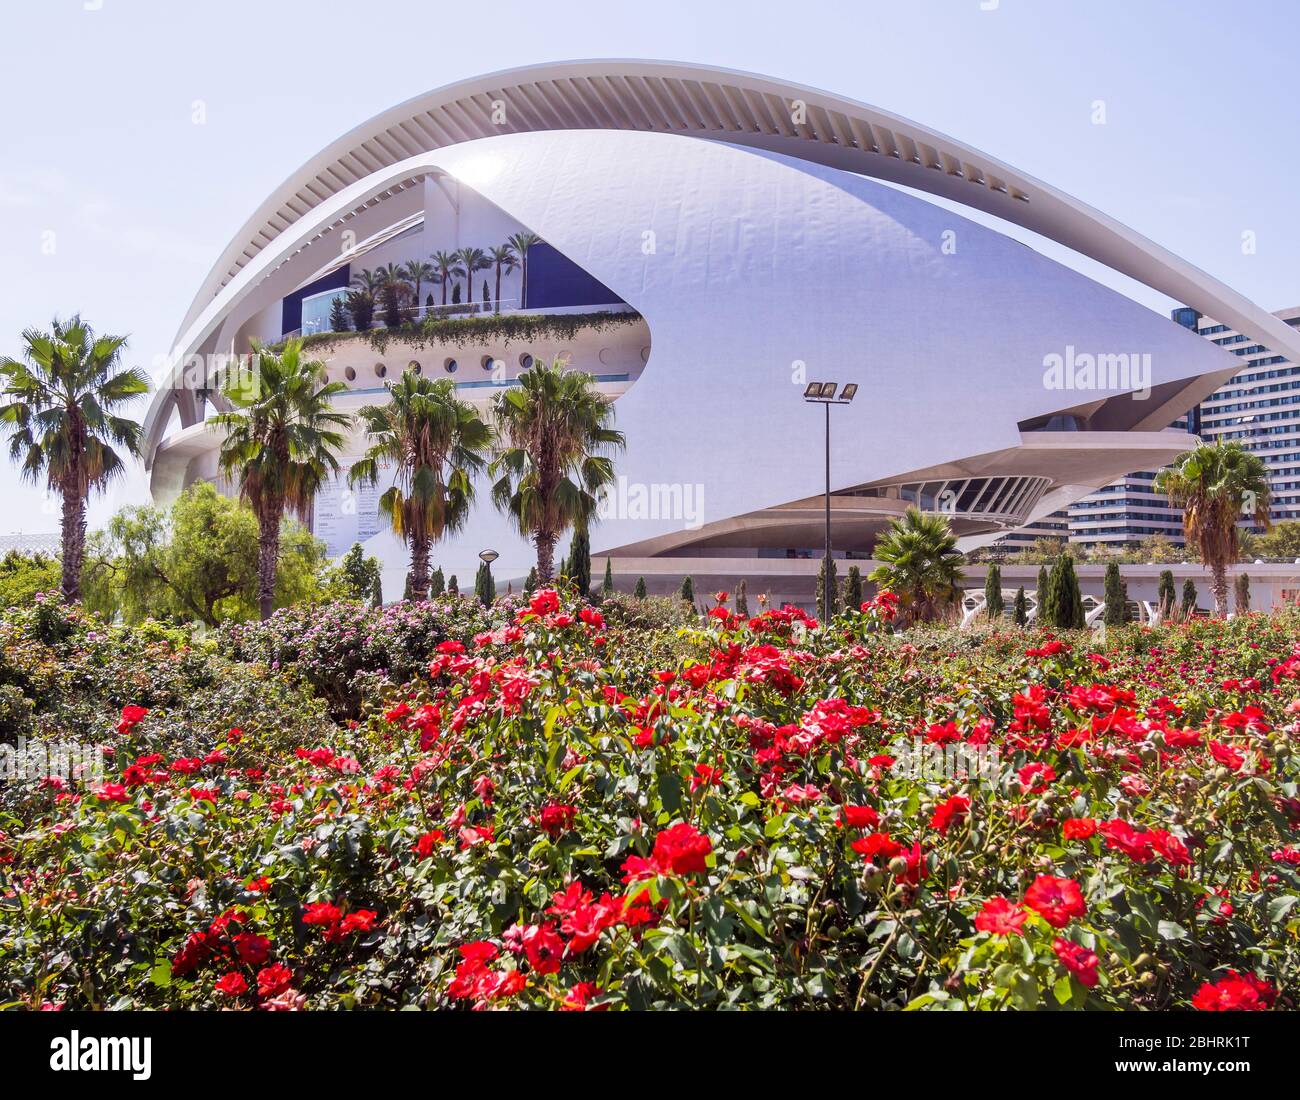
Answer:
141;60;1297;602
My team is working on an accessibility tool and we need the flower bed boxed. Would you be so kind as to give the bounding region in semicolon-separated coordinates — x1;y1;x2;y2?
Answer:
2;590;1298;1010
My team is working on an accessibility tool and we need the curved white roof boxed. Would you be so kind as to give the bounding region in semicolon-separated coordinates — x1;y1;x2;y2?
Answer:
175;58;1300;365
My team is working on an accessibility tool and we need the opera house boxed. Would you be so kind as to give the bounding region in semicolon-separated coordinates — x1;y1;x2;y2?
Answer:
141;60;1300;600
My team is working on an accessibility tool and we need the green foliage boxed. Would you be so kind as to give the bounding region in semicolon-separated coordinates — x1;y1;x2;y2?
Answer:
1103;562;1127;627
474;560;496;607
429;567;445;598
601;557;614;598
83;483;331;626
734;577;749;617
490;362;624;582
1182;578;1199;615
349;372;491;600
842;566;862;613
1158;570;1177;616
294;309;642;357
678;575;695;606
634;576;647;599
5;592;1300;1010
447;574;459;596
563;526;591;597
816;554;839;621
0;315;149;601
524;567;538;596
1013;586;1028;626
984;564;1004;621
0;551;61;609
332;543;382;606
868;508;964;625
328;294;350;333
1243;521;1300;560
1044;556;1085;630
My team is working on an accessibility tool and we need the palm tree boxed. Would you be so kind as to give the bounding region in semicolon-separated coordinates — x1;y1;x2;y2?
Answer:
488;244;518;311
490;361;624;582
401;259;436;316
506;231;542;308
0;317;149;602
1154;439;1270;617
214;341;351;620
350;267;384;295
374;262;413;327
431;250;463;307
350;372;492;600
867;507;965;626
455;247;490;311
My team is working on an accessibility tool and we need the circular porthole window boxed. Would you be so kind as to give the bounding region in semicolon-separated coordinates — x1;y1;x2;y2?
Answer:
408;360;422;375
519;352;533;370
374;362;387;378
344;366;356;382
480;354;495;371
444;357;458;374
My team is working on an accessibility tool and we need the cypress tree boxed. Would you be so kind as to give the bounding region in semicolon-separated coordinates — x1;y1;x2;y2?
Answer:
843;565;863;611
816;554;839;621
1013;586;1028;626
1158;570;1176;617
1234;572;1250;613
447;574;459;597
402;572;413;602
565;526;591;597
1036;563;1053;626
634;576;647;599
475;561;495;607
1181;578;1198;616
525;566;538;595
601;557;614;598
735;578;749;617
1103;562;1126;626
984;563;1004;621
679;575;695;605
429;566;445;598
1047;556;1084;629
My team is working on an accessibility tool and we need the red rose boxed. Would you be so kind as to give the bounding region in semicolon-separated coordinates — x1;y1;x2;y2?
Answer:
1053;938;1100;988
1022;874;1087;928
974;897;1027;937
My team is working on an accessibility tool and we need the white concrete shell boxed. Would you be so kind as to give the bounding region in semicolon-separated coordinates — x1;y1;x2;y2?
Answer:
142;60;1262;596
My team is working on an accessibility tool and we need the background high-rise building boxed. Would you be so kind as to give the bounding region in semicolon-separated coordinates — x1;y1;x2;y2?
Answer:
1177;305;1300;530
994;306;1300;555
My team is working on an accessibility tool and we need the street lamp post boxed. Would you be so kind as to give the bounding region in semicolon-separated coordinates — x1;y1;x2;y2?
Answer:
803;381;858;618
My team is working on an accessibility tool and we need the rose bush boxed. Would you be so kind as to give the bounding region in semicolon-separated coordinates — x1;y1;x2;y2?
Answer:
2;589;1298;1010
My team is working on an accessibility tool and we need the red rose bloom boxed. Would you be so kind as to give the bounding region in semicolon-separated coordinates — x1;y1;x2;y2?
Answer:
256;963;293;999
1053;938;1100;988
1062;817;1097;841
651;823;712;875
1192;971;1276;1011
1022;874;1087;928
214;972;249;997
974;897;1027;936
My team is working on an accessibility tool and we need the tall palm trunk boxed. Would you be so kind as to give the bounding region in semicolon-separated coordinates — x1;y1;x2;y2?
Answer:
59;479;86;603
409;530;431;601
520;255;528;308
256;508;281;620
1210;561;1229;618
494;265;502;312
535;530;557;583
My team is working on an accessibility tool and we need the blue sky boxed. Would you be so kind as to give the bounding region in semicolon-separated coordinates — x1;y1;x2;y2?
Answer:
1;0;1297;532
